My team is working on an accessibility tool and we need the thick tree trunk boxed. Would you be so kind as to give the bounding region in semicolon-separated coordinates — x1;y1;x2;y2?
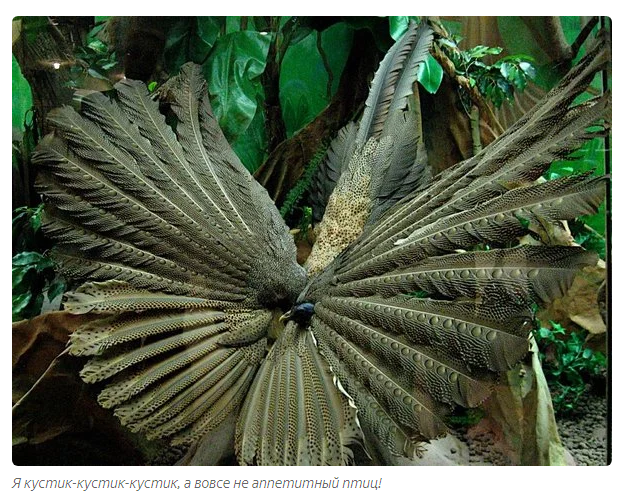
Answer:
13;17;92;134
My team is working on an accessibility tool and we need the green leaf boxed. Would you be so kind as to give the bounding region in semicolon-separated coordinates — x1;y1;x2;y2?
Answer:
13;251;45;267
417;54;443;94
192;17;223;62
12;54;33;131
519;61;536;80
87;38;108;54
12;265;30;290
87;68;108;80
468;45;502;59
288;26;312;46
13;291;32;320
164;17;224;75
47;279;66;302
203;30;271;143
538;327;552;339
280;22;353;137
232;89;268;172
389;16;411;41
500;62;512;79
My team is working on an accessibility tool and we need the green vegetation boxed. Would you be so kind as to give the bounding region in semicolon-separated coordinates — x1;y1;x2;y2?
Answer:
439;36;536;109
12;206;66;321
279;144;329;220
534;321;606;414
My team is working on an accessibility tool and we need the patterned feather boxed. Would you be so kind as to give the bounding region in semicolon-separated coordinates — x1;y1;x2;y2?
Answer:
235;322;362;465
305;24;433;275
29;20;609;466
32;62;306;450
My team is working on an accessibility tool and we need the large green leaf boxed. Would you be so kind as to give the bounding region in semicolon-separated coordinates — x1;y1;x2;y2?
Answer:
279;22;353;137
232;89;268;173
203;30;271;143
12;54;32;131
164;17;224;75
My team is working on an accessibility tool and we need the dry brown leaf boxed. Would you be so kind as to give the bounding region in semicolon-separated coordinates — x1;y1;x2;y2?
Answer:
540;261;607;341
472;338;571;465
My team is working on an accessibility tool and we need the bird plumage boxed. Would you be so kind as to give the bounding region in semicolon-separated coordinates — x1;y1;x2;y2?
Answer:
31;21;609;465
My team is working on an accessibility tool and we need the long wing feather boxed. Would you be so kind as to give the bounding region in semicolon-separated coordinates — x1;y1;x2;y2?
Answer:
32;62;307;450
356;23;433;144
341;36;610;266
235;322;363;465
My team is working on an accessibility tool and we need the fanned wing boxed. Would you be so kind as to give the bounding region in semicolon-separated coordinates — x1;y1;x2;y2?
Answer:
236;322;363;465
297;32;609;458
32;64;306;447
31;20;609;466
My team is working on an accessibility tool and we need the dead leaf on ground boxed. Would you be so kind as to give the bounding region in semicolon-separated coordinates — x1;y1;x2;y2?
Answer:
471;338;571;465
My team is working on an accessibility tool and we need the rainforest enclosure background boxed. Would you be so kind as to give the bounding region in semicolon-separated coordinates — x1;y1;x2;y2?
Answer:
12;16;610;466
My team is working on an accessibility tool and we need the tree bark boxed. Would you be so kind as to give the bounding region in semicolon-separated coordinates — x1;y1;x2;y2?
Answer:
13;17;92;134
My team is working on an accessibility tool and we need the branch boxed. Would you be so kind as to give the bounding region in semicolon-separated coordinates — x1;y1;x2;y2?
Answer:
316;31;334;100
260;17;287;155
429;19;504;136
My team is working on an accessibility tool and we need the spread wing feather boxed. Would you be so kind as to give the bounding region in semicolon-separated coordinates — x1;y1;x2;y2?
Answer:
32;63;306;450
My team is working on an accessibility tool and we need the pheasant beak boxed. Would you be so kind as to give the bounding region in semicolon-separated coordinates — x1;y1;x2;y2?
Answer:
280;309;293;322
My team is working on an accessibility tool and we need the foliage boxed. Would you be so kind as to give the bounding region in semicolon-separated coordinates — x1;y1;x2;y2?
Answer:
163;17;355;172
280;22;353;137
12;206;66;322
164;17;225;73
66;21;117;89
446;407;485;427
439;36;536;109
534;321;606;415
13;205;44;253
569;220;606;260
417;55;444;94
297;207;313;241
12;252;65;322
203;30;271;145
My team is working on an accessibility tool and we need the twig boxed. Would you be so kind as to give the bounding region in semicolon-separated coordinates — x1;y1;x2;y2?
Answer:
470;105;482;156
